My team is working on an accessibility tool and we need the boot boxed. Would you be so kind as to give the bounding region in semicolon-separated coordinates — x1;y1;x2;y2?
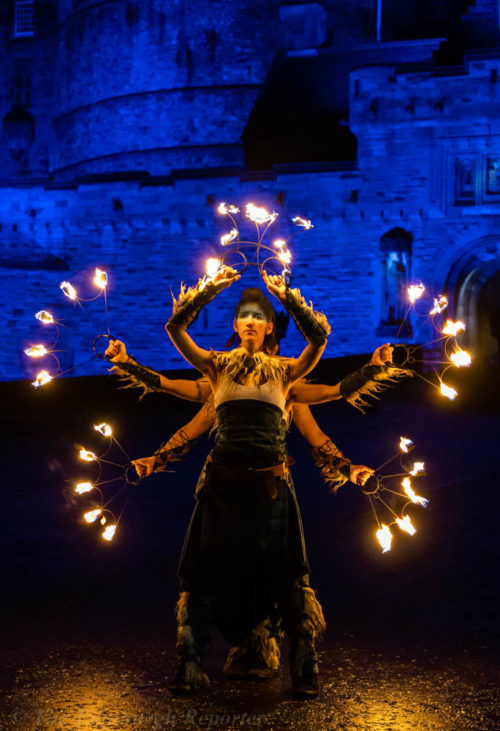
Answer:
169;590;213;695
290;634;319;699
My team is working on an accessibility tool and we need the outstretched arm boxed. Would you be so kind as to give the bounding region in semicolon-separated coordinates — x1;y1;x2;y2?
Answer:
105;339;211;401
292;403;373;490
288;344;395;405
262;272;330;383
133;401;216;478
166;266;240;376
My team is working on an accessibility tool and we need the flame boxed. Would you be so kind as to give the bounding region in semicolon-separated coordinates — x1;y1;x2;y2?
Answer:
440;381;458;400
450;349;471;368
442;319;466;336
273;239;292;265
218;202;240;215
408;283;425;304
409;461;425;476
402;477;429;507
292;216;313;230
60;281;77;301
100;516;107;525
75;481;94;494
84;508;102;523
376;524;392;553
220;228;238;246
94;423;112;437
32;370;52;388
24;345;48;358
429;295;448;315
35;310;54;324
205;258;222;279
79;448;97;462
245;203;278;225
396;515;417;535
102;524;117;541
93;268;108;289
399;436;414;453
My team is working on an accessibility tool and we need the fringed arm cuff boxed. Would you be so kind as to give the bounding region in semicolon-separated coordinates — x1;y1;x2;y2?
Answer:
283;287;331;345
340;363;413;413
312;438;352;493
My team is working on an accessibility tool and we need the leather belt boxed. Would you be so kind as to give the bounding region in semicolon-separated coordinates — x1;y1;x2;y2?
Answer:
207;455;294;499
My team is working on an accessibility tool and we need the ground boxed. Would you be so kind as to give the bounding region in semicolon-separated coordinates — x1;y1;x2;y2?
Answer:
0;361;498;730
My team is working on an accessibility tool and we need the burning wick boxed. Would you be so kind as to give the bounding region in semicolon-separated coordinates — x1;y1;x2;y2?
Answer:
60;281;78;301
245;203;278;225
429;295;448;316
440;381;458;400
218;202;240;215
399;436;414;453
94;423;112;437
79;448;97;462
442;320;466;336
450;349;471;368
408;283;426;304
35;310;54;324
220;229;238;246
409;461;425;476
102;524;117;541
24;345;48;358
84;509;102;524
75;482;94;495
402;477;429;507
32;370;52;388
292;216;313;230
93;268;108;289
205;258;222;280
396;515;417;536
376;524;392;553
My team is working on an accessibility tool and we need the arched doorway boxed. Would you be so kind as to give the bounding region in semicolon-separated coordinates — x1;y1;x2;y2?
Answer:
444;236;500;360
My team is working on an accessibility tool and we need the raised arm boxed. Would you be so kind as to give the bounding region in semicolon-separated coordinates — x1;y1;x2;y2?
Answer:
166;266;240;376
133;400;216;478
291;403;373;490
105;339;211;401
262;272;330;383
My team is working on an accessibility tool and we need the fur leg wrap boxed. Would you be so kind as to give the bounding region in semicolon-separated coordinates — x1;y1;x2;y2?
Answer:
340;363;413;413
167;279;218;328
173;591;214;689
283;287;331;345
312;439;351;493
249;618;281;671
284;581;325;681
109;355;162;399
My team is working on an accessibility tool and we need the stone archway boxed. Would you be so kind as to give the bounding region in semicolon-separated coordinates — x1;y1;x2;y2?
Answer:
444;236;500;358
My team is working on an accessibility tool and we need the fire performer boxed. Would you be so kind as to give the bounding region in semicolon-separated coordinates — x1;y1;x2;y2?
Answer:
160;267;330;698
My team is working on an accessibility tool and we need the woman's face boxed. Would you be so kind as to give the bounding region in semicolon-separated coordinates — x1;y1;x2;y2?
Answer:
234;302;274;349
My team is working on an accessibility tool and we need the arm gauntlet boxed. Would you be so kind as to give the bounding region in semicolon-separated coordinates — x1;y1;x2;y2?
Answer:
109;355;162;399
167;279;218;328
340;363;413;413
283;287;331;345
312;439;351;493
152;428;194;472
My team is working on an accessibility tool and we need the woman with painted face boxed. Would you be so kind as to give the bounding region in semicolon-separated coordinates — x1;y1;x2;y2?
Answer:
165;266;330;698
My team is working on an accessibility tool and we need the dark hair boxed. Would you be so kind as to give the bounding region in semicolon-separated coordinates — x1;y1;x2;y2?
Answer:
225;287;278;353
